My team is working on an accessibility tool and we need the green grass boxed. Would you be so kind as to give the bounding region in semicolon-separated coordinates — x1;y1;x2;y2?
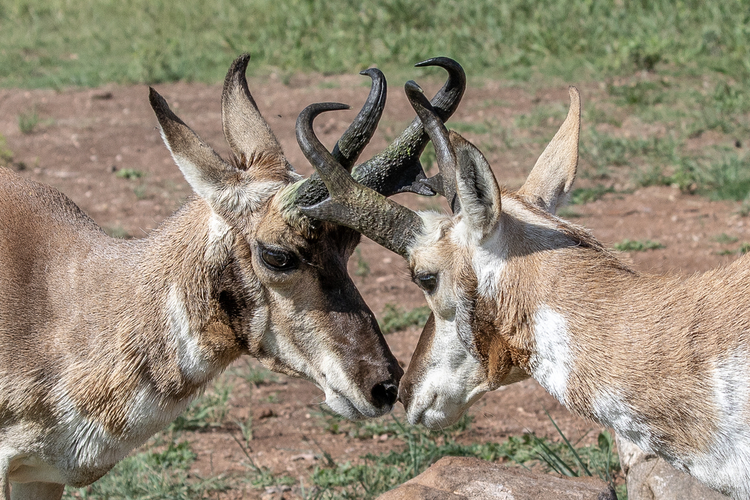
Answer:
378;303;431;334
104;225;131;239
718;242;750;256
643;151;750;201
515;102;568;130
1;0;749;88
115;168;145;180
18;107;40;134
232;358;278;387
62;440;228;499
169;382;231;432
580;128;679;180
354;248;371;278
569;185;615;205
288;411;622;499
713;233;739;244
614;239;665;252
0;134;13;167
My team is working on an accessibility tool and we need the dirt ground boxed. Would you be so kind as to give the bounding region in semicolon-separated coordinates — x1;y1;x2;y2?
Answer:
1;70;748;498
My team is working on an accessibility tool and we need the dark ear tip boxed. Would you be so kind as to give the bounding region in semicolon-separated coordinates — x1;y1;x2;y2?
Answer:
148;87;167;111
231;53;251;71
225;54;252;90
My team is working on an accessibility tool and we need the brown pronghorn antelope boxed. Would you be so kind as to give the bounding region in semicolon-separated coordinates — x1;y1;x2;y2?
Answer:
300;82;750;499
0;55;465;500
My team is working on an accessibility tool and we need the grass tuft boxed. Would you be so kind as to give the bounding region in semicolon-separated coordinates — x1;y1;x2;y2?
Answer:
614;239;665;252
378;304;431;334
0;134;14;167
18;107;40;134
570;185;615;205
115;168;145;180
62;441;227;499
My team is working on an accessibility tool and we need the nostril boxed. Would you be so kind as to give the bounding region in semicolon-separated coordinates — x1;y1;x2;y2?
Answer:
371;381;399;408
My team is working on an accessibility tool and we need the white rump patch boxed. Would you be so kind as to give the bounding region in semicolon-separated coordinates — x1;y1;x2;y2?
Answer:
529;305;572;405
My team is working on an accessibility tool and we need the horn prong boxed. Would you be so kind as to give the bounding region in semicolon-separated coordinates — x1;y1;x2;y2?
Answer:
405;80;460;212
332;68;387;170
296;102;423;257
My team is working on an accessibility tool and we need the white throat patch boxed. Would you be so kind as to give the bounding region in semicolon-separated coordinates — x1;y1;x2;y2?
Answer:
529;305;572;405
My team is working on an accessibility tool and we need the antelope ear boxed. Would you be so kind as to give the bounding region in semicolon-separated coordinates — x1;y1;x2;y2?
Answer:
150;88;278;214
221;54;288;172
452;131;502;239
518;87;581;214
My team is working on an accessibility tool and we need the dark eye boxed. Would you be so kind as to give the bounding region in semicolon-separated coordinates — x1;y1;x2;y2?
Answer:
415;272;438;294
260;246;298;272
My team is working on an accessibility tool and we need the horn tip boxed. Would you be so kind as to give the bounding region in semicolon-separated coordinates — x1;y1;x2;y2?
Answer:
404;80;424;93
359;67;382;78
415;57;461;71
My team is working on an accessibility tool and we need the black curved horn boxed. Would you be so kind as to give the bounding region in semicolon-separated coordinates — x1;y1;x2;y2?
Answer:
349;57;466;197
297;103;424;257
405;80;460;213
332;68;387;170
295;58;466;206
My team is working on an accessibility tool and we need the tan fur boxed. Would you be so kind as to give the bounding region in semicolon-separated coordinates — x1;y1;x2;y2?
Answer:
398;88;750;498
0;59;401;500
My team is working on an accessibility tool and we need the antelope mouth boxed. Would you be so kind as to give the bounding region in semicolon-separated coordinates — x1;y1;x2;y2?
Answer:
323;386;394;421
404;386;488;429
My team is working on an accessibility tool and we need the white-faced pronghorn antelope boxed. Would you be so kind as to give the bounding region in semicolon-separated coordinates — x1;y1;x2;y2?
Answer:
0;55;465;499
300;82;750;498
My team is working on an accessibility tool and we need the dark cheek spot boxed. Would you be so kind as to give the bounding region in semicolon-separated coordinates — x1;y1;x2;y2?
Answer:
217;261;257;352
219;290;240;318
471;297;512;384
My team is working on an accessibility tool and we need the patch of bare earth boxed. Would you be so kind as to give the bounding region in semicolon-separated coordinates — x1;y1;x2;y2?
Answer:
2;74;748;498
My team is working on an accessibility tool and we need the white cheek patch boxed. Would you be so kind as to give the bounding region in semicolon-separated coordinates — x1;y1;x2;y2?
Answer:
529;305;572;406
407;316;489;428
256;305;389;420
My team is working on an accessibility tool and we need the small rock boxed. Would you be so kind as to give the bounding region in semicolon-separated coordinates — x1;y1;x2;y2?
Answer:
376;456;615;500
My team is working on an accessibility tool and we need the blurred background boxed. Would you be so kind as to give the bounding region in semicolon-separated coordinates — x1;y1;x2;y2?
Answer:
1;0;748;87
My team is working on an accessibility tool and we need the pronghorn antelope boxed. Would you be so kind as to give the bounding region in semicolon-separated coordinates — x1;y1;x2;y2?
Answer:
0;55;465;500
299;82;750;498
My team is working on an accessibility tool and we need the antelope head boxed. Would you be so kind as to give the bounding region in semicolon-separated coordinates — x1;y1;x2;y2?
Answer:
151;55;465;420
299;81;582;427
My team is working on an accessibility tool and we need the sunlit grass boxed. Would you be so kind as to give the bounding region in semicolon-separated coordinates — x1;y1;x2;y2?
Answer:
1;0;749;88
